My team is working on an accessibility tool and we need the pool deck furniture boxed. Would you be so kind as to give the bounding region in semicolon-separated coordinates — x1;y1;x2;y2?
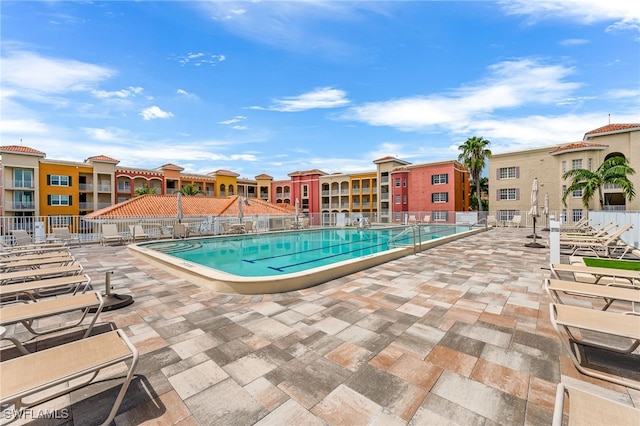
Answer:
560;222;616;239
50;227;81;247
0;250;72;264
0;328;139;426
0;264;83;285
544;278;639;312
9;230;33;246
0;255;75;273
552;383;640;426
101;224;126;245
508;215;522;228
0;274;92;302
560;223;634;259
129;224;151;242
550;263;640;286
0;292;104;352
0;244;69;257
549;302;640;390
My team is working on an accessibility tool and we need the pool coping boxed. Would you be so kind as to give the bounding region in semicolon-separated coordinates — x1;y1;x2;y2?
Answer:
128;226;488;294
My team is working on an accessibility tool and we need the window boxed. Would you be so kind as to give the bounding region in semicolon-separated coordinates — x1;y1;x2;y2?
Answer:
403;178;407;187
48;175;71;186
498;167;517;180
432;211;448;222
572;189;583;198
572;209;583;222
571;159;582;170
588;158;593;171
48;195;72;206
403;195;407;204
395;178;401;187
432;192;448;203
13;169;34;188
562;161;566;173
395;195;401;204
498;210;517;221
303;185;308;197
498;188;517;200
432;174;449;184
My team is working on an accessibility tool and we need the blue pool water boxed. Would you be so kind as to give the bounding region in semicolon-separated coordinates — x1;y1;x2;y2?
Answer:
139;225;467;277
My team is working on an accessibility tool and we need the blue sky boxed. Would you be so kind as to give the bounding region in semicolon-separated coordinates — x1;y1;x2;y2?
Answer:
1;1;639;180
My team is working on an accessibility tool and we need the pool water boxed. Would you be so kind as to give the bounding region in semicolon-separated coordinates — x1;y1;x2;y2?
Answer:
139;225;466;277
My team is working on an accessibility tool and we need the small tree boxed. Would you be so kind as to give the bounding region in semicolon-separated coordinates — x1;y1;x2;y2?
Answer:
562;155;635;209
134;185;157;196
458;136;492;212
178;183;203;196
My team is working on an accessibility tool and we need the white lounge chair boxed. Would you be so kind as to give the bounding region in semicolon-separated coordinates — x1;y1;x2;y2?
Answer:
52;227;81;246
508;215;522;228
128;224;151;242
173;223;188;239
101;224;125;245
544;278;640;312
561;224;634;258
0;292;104;352
486;215;497;227
10;230;32;246
550;263;640;286
0;329;139;425
552;383;640;426
549;302;640;390
0;255;75;272
0;264;83;285
0;274;92;302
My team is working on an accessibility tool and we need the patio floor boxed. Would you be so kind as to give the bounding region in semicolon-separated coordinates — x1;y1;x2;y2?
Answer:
1;227;639;425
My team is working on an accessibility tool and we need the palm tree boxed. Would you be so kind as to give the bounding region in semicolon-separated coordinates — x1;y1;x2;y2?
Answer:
562;155;635;209
458;136;492;212
178;183;203;196
134;185;157;196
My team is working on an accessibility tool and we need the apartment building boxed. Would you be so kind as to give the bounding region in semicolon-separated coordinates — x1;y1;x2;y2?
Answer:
489;123;640;223
0;146;471;226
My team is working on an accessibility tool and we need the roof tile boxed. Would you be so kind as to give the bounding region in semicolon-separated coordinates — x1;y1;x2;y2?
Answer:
0;145;46;156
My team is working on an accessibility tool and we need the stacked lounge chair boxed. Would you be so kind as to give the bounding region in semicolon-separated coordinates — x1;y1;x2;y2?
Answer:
0;236;138;424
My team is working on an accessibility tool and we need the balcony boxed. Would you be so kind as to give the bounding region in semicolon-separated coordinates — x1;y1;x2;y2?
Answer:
79;183;94;191
8;201;35;210
11;180;34;189
602;205;626;211
97;185;112;192
117;184;131;192
79;202;94;210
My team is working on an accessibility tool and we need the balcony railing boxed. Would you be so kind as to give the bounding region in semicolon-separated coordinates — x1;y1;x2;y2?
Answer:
79;183;94;191
117;184;131;192
602;205;626;211
11;180;35;189
8;201;35;210
97;185;112;192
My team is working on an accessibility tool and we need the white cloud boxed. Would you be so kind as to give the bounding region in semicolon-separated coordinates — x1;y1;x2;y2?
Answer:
0;118;49;135
177;89;198;99
252;87;350;112
559;38;589;46
93;86;144;99
344;59;580;131
174;52;226;67
500;0;640;32
1;50;114;95
82;127;130;142
219;115;247;125
140;106;174;120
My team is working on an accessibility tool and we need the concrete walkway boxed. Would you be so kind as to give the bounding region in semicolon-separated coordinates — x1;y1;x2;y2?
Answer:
2;227;638;425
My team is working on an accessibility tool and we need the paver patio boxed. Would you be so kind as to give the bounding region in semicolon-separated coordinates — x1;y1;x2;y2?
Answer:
1;227;638;425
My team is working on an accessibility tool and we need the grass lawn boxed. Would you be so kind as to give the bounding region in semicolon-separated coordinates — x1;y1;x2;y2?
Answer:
583;257;640;271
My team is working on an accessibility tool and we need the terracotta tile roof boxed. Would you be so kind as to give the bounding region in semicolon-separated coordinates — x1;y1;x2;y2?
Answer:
157;163;184;171
211;169;240;177
584;123;640;138
86;155;119;164
0;145;46;156
549;141;608;155
288;169;328;177
84;195;294;220
255;173;273;180
373;156;411;165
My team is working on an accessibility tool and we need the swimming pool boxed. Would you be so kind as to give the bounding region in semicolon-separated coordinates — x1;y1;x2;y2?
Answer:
130;225;486;294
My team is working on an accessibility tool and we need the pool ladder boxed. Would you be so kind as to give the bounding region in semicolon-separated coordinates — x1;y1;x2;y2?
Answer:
388;225;421;254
